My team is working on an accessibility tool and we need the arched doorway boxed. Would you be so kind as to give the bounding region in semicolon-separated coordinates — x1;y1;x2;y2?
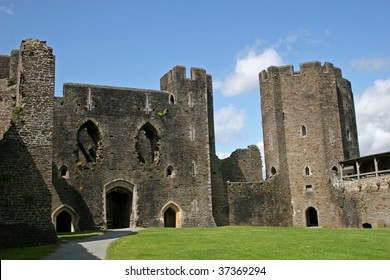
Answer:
56;211;72;232
161;202;182;228
164;207;177;227
306;207;319;227
106;187;132;229
52;205;79;233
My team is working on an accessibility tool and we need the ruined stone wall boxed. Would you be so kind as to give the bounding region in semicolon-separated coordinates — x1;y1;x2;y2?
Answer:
0;55;10;79
212;145;264;226
0;39;57;248
334;175;390;228
259;62;359;227
52;66;216;229
227;175;292;226
0;51;18;139
221;145;263;182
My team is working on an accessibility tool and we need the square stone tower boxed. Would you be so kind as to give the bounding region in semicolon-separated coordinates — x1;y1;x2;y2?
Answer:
259;62;359;227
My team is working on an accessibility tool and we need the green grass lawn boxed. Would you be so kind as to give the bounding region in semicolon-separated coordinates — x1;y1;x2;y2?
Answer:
0;244;58;260
106;226;390;260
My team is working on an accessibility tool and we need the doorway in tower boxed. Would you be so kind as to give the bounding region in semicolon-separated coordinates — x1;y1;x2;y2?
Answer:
306;207;319;227
162;202;182;228
164;207;177;227
52;205;78;233
106;187;132;229
56;211;72;232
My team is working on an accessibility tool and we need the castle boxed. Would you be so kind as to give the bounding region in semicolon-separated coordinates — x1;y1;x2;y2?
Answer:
1;39;389;248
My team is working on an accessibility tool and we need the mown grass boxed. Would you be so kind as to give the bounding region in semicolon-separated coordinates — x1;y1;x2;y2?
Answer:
57;231;103;241
0;231;103;260
0;244;58;260
106;226;390;260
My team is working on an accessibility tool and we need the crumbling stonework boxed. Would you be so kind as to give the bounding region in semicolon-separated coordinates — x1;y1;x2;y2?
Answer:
51;65;216;230
0;39;57;248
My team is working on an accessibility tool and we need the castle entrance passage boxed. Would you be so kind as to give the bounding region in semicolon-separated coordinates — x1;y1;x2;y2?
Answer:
306;207;319;227
56;211;72;232
106;187;132;229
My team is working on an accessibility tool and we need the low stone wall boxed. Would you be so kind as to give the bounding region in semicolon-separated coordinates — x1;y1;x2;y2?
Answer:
336;174;390;227
227;176;292;226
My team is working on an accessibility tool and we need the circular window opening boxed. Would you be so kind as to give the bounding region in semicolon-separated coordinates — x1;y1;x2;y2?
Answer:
270;166;277;176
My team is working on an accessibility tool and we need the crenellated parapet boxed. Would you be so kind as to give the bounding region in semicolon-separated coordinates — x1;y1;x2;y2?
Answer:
259;61;343;81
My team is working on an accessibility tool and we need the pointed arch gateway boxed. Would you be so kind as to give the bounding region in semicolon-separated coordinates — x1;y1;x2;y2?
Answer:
161;202;182;228
104;179;137;229
52;205;79;232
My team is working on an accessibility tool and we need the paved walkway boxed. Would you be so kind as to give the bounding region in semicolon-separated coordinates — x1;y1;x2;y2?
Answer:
44;228;142;260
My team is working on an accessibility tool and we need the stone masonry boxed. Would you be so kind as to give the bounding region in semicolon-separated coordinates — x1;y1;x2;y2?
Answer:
0;39;57;248
1;40;389;248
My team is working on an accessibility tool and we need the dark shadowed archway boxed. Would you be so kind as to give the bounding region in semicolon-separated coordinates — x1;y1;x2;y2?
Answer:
164;207;177;228
306;207;319;227
161;202;182;228
106;188;132;229
104;179;136;229
52;205;79;233
56;211;72;232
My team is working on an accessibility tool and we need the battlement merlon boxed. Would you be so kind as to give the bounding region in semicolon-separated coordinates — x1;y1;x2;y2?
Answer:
160;65;212;92
259;61;343;81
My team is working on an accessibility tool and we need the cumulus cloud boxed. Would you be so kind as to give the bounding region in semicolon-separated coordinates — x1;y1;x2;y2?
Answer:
214;104;246;145
356;78;390;155
0;5;14;15
350;57;390;72
214;48;284;96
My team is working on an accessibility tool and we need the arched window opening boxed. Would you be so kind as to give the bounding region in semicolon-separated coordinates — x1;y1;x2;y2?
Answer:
135;122;160;164
301;125;307;136
77;120;101;164
305;166;310;176
56;211;72;232
59;165;69;179
331;166;339;175
362;223;372;228
164;207;177;228
306;207;319;227
170;95;175;105
270;166;277;176
166;165;174;178
106;187;132;229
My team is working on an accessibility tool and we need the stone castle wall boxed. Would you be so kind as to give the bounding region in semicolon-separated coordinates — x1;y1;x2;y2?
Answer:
1;39;389;250
52;66;216;229
0;39;57;248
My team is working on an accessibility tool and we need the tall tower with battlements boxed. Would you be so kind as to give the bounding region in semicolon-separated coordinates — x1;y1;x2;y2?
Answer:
259;61;359;227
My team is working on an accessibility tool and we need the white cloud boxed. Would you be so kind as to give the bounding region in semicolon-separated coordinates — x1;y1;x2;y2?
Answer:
214;48;284;96
356;78;390;155
214;104;246;145
256;140;265;178
350;57;390;72
0;5;14;16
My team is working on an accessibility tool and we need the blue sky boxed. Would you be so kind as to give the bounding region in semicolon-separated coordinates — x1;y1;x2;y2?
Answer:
1;0;390;160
